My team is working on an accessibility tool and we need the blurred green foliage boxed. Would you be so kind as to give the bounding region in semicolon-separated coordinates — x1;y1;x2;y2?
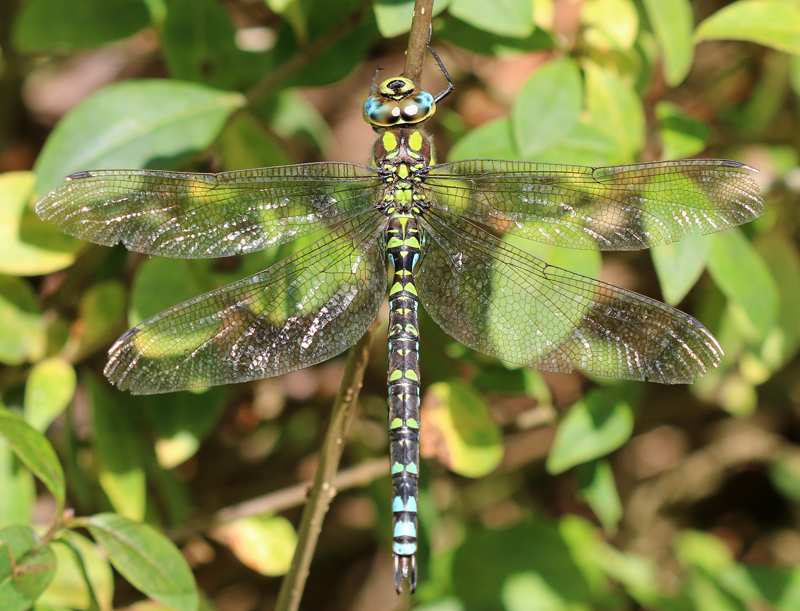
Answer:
0;0;799;609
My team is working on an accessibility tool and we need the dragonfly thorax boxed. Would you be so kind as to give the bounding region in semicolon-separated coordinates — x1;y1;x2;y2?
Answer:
374;127;432;214
364;77;436;127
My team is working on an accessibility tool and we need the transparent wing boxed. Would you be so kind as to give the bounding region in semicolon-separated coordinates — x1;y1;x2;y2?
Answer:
426;159;763;251
417;209;721;383
36;163;382;258
105;215;387;394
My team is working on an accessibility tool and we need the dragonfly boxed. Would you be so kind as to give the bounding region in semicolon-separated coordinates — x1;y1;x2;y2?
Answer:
36;47;763;593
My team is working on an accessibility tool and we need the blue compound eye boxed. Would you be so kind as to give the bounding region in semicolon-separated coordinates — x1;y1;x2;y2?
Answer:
364;97;402;126
400;92;435;122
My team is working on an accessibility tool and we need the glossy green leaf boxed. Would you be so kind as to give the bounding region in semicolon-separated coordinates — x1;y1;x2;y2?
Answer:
449;0;533;37
656;101;711;160
0;275;46;365
528;121;621;166
513;58;582;159
547;389;634;474
452;519;593;607
652;230;712;306
39;532;114;611
437;16;555;55
756;234;800;369
213;516;297;576
273;0;377;88
86;514;198;611
696;0;800;55
448;118;517;162
162;0;265;90
425;381;503;478
0;526;56;611
642;0;694;86
130;258;217;324
374;0;450;38
582;0;639;51
216;112;291;171
583;60;645;162
24;358;77;433
142;387;227;468
13;0;150;53
71;280;127;362
577;459;622;535
0;407;65;509
85;375;146;521
34;81;245;197
0;440;35;529
707;229;778;340
0;172;80;276
744;565;800;611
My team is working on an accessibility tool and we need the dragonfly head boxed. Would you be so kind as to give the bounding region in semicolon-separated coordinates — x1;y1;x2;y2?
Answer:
363;76;436;128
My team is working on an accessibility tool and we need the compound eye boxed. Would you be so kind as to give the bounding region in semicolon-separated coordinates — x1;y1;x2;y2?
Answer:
363;97;401;126
399;92;435;123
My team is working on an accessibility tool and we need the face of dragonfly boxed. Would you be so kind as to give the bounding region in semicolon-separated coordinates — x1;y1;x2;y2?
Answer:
363;77;437;127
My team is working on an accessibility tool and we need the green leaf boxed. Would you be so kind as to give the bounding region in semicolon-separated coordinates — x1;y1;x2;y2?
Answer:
656;101;711;160
142;388;227;468
449;0;534;37
528;121;621;166
437;16;555;55
85;375;146;521
452;519;593;607
86;514;198;611
513;58;582;159
215;112;291;171
0;172;80;276
707;229;778;340
651;230;712;306
547;389;634;474
24;358;77;433
582;0;639;51
756;234;800;369
448;118;517;162
374;0;450;38
162;0;265;90
642;0;694;86
71;280;128;362
13;0;150;53
39;532;114;611
744;565;800;611
0;526;56;611
34;80;245;197
583;60;645;162
577;459;622;535
213;516;297;576
695;0;800;55
0;440;35;529
0;275;46;365
0;407;65;509
424;381;503;478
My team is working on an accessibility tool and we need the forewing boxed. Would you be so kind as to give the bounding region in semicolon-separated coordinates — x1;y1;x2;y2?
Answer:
105;216;387;394
426;159;763;251
36;163;381;258
417;209;721;384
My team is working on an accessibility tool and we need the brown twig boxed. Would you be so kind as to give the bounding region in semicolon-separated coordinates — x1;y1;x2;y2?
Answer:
404;0;436;87
274;319;379;611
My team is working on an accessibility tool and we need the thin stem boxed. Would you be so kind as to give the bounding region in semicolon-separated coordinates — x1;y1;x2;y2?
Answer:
274;319;379;611
404;0;436;87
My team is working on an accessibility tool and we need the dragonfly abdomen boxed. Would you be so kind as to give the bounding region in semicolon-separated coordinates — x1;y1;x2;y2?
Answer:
386;212;423;593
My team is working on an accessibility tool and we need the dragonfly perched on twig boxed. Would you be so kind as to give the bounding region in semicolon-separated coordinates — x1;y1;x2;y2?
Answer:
36;46;763;593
